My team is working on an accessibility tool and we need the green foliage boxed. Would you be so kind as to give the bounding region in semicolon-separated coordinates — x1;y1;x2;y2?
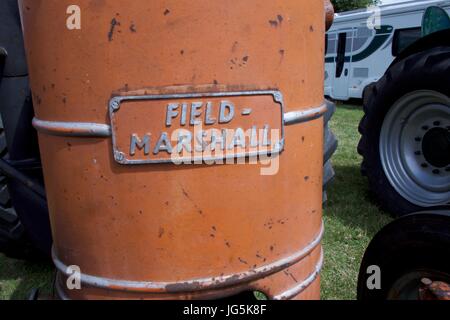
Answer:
331;0;379;13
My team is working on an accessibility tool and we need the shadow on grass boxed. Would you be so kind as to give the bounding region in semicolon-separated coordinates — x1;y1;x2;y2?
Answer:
0;255;54;300
336;104;363;112
334;99;363;109
324;163;392;238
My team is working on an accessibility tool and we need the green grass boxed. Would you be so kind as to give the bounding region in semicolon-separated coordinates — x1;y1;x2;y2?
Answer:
321;104;392;300
0;254;53;300
0;104;392;300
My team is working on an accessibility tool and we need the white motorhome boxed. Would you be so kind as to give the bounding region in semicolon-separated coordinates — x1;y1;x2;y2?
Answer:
324;0;450;101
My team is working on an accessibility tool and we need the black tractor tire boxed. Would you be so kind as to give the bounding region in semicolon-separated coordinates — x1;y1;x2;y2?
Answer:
0;0;52;260
323;100;338;204
0;80;52;260
357;211;450;300
358;46;450;216
0;118;37;260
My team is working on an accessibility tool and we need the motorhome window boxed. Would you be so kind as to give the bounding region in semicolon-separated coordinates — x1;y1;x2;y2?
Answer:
352;27;374;52
336;32;347;78
327;40;337;54
357;27;373;38
392;27;422;56
345;35;353;53
326;33;337;55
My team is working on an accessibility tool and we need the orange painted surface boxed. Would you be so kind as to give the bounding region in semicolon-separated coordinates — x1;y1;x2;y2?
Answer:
19;0;327;299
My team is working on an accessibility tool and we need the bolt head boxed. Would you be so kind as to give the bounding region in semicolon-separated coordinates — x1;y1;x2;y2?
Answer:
115;151;125;161
421;278;432;286
110;99;120;111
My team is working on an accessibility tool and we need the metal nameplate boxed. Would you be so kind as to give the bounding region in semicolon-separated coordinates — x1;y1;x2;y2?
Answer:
109;91;285;164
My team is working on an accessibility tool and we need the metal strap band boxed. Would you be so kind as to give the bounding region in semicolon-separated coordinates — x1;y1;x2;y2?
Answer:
273;248;323;300
32;103;327;138
52;222;323;294
55;248;323;300
32;118;111;137
283;103;327;125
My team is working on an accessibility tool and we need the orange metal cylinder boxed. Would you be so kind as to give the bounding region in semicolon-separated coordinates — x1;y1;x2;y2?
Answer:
19;0;326;300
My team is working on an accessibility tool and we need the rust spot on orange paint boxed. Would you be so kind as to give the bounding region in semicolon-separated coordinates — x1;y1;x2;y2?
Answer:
108;18;120;41
277;15;283;24
268;20;278;27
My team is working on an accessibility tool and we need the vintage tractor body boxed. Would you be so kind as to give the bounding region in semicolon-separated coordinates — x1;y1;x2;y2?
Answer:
0;0;337;300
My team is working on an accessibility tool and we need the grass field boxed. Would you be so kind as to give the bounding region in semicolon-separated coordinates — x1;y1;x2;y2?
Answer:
0;104;392;300
321;104;392;299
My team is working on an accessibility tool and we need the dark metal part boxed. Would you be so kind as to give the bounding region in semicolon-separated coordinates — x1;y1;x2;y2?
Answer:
27;288;40;300
0;158;46;198
0;47;7;80
422;127;450;168
0;0;52;257
0;0;28;77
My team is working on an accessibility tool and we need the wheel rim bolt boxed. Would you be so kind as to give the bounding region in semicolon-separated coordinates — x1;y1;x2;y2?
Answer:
433;121;440;126
414;151;421;156
432;169;440;175
422;125;429;131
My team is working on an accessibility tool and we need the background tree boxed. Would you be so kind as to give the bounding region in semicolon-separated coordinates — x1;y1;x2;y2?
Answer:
331;0;379;13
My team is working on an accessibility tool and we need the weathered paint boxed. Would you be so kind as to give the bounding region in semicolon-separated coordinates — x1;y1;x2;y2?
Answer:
19;0;328;300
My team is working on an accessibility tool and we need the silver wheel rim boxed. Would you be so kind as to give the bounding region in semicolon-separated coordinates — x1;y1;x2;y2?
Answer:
380;90;450;207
